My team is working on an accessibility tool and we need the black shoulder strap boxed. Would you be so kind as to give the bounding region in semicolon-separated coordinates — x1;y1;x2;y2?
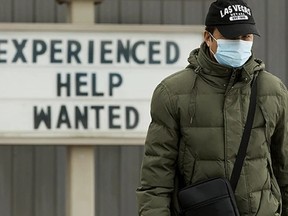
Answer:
230;73;259;192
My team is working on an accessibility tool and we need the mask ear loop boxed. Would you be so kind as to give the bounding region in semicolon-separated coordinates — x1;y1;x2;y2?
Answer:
208;32;217;42
206;31;217;55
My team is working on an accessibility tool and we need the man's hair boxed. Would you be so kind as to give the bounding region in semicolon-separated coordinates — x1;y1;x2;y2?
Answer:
205;26;216;34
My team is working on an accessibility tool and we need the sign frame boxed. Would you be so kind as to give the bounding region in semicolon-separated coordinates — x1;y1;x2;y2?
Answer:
0;23;204;145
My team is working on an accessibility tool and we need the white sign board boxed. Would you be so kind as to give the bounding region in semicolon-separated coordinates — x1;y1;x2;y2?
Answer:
0;24;203;144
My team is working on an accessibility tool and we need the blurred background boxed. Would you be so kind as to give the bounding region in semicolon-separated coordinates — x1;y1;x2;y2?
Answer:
0;0;287;216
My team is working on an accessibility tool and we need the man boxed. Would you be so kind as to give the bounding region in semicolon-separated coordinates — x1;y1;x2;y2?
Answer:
136;0;288;215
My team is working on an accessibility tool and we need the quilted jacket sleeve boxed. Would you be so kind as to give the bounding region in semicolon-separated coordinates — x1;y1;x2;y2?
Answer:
136;83;179;216
271;83;288;215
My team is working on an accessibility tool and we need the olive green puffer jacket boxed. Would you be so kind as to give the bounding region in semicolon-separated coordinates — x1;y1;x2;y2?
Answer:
136;43;288;216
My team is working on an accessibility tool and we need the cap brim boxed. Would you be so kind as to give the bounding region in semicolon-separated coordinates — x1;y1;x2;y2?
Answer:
217;23;260;38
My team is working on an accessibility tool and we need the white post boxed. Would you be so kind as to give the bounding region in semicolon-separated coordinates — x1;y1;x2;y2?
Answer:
67;0;95;24
66;146;95;216
62;0;96;216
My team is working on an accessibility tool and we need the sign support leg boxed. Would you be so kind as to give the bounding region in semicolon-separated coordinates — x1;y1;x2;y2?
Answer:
62;0;97;216
68;0;95;24
66;146;95;216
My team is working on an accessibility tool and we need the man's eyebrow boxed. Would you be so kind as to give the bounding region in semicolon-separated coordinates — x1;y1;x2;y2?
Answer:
227;35;252;40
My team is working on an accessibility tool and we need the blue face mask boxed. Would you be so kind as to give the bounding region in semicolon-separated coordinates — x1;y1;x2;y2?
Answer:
209;33;253;68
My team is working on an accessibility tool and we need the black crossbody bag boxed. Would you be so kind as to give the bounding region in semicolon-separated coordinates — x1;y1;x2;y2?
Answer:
178;74;258;216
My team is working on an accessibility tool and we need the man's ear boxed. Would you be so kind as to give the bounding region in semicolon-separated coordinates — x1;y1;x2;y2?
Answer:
204;31;212;47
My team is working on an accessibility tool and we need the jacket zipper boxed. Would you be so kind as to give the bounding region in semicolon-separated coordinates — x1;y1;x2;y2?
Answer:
224;70;237;178
225;70;237;95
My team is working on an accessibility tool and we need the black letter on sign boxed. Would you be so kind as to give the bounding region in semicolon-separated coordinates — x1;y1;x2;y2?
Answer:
57;73;71;97
12;39;27;63
90;106;104;129
57;105;71;129
132;41;145;64
76;73;88;96
166;41;179;64
75;106;88;129
51;40;63;63
101;41;113;64
0;40;8;63
33;40;47;63
126;106;139;129
92;74;104;96
88;40;94;64
149;41;161;64
34;106;51;129
109;73;123;96
67;40;81;63
109;106;121;129
117;40;130;63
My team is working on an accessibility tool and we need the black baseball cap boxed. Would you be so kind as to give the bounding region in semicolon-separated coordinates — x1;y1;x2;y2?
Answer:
205;0;260;38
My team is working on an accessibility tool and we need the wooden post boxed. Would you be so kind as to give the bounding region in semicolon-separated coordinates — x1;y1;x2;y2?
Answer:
66;146;95;216
67;0;95;23
58;0;97;216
